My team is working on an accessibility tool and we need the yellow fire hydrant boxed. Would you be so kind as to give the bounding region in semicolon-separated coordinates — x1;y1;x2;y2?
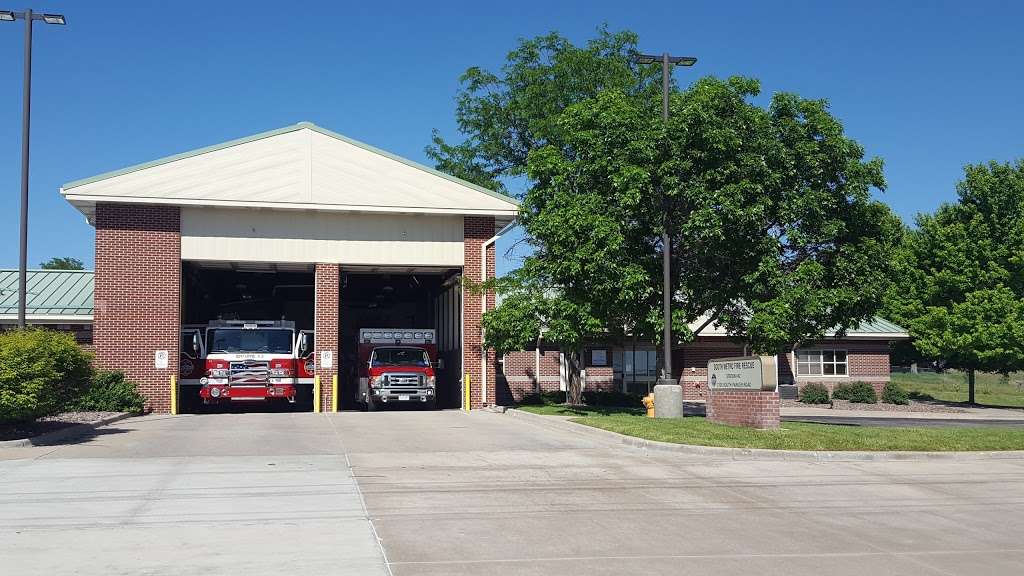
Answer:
642;394;655;418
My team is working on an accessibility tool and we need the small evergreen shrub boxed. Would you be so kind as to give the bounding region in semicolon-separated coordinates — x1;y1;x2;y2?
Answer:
882;382;910;405
0;328;92;423
581;390;643;408
70;370;146;413
799;383;830;404
831;381;878;404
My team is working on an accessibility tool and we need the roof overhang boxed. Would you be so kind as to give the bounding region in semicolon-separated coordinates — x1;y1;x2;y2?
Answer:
0;314;93;324
61;122;520;228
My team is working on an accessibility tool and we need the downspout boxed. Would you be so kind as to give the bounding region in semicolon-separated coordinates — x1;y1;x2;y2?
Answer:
480;221;516;407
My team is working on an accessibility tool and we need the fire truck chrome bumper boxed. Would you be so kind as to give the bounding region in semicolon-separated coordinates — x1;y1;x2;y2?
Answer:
373;388;434;402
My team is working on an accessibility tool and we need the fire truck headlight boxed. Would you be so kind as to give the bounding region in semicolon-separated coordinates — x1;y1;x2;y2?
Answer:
427;376;436;387
210;386;221;398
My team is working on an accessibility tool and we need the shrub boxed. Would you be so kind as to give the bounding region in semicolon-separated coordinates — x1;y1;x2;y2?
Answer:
0;328;93;423
581;390;643;408
799;383;830;404
882;382;910;405
518;391;567;406
831;381;878;404
69;370;146;413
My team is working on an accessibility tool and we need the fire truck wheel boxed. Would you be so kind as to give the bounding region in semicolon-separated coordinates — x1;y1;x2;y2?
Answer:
424;398;437;411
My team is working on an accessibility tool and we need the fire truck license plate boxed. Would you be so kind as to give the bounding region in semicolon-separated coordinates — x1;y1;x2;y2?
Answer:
399;395;410;401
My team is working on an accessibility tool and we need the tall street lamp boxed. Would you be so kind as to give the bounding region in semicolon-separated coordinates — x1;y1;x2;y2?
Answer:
1;8;67;328
632;52;697;389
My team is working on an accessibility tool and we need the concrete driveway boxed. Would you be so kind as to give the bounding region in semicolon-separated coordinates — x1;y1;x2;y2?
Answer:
3;410;1024;575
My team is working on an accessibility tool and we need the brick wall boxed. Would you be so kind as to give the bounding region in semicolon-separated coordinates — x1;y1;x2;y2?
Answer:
93;203;180;413
674;340;746;401
783;340;892;397
314;263;339;412
706;390;780;429
464;216;497;408
501;348;561;401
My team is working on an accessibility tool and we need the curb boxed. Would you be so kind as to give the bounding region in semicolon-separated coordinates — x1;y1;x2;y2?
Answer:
0;412;136;449
504;408;1024;462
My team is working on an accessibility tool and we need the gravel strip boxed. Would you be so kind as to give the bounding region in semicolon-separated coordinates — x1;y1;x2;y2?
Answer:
1;411;126;442
781;399;964;413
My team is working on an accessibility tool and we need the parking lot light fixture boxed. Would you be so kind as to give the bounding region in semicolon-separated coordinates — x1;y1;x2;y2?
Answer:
2;8;67;327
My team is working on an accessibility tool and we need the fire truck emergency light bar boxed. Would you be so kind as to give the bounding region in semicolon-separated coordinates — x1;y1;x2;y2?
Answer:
208;320;296;330
360;328;435;344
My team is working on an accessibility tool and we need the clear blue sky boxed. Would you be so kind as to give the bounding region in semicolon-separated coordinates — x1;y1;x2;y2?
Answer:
1;0;1021;275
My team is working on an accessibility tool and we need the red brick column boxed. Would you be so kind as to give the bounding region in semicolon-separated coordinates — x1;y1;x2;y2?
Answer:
93;204;180;413
314;263;340;412
464;216;496;408
706;390;780;429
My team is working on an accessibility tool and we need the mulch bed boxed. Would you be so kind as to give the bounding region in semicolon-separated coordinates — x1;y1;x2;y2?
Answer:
0;411;122;442
780;399;964;413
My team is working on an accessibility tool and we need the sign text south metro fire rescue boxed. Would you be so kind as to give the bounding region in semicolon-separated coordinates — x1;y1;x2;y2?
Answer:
707;356;763;391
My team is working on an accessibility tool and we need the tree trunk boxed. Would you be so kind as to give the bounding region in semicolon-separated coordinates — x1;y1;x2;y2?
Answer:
968;367;976;405
566;348;583;406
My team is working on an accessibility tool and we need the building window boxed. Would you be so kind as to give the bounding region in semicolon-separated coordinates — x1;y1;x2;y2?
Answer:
588;348;609;367
796;349;848;376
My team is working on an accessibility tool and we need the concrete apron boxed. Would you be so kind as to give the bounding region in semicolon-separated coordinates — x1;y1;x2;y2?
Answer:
504;408;1024;462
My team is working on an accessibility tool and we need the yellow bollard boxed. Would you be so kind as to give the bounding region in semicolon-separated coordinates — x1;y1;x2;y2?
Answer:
313;376;321;413
170;375;178;415
331;374;339;413
464;373;471;411
642;394;655;418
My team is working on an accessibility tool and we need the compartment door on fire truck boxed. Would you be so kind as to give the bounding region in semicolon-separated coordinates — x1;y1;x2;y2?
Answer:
296;330;315;385
180;327;205;386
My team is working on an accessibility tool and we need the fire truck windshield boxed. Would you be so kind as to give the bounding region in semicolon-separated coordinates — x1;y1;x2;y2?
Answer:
208;328;293;354
371;347;430;367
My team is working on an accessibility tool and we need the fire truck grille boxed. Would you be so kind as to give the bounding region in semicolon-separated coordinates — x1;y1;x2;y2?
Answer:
230;361;270;384
385;374;422;386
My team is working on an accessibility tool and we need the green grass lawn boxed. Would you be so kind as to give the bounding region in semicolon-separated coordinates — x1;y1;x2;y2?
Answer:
518;405;1024;451
892;371;1024;408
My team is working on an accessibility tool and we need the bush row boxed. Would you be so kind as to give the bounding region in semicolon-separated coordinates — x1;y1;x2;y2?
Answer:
799;381;909;405
518;389;643;408
0;328;146;424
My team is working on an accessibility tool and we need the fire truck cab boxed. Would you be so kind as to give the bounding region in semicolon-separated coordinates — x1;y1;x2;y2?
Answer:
357;328;438;411
184;320;314;405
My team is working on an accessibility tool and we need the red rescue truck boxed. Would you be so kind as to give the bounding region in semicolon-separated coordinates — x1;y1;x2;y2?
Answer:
357;328;438;411
183;320;314;405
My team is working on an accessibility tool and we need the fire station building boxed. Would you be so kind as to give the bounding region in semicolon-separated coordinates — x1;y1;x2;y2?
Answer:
61;122;518;413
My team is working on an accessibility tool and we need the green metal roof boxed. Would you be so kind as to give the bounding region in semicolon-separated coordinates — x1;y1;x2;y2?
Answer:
846;316;907;334
61;121;521;208
0;269;94;317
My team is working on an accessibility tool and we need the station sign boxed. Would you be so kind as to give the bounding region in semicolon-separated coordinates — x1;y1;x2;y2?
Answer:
707;356;778;392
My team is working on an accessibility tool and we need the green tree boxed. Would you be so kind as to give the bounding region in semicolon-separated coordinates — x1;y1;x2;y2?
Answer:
39;257;84;270
891;161;1024;402
427;25;663;195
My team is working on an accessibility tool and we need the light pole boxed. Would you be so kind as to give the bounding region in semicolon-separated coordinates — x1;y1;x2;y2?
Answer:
1;8;66;328
632;52;696;388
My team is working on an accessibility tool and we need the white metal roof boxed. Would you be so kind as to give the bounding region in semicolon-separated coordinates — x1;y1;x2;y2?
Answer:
61;122;519;227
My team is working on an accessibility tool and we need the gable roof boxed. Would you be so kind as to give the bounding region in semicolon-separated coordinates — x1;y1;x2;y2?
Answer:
0;269;94;321
61;122;519;226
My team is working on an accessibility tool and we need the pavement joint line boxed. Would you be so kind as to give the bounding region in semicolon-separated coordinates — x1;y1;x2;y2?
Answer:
503;408;1024;461
323;412;395;576
385;548;1024;565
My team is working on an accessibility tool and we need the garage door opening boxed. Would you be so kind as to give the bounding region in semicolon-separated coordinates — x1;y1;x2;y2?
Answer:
179;261;315;413
340;270;462;410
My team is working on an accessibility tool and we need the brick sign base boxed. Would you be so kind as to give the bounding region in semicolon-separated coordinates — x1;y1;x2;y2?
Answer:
706;389;780;429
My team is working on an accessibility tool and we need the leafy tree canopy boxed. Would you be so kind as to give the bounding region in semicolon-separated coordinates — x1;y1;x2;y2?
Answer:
889;160;1024;379
427;25;663;195
517;78;902;355
39;257;84;270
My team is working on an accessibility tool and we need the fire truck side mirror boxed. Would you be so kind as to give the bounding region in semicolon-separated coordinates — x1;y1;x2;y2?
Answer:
299;332;309;355
435;358;445;370
191;333;201;355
